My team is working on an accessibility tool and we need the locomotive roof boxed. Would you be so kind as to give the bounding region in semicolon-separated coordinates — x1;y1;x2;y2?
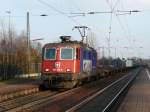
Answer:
43;40;96;51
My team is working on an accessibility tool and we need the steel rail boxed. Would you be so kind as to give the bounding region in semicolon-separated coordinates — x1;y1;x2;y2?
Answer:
5;86;83;112
1;68;141;112
0;91;51;105
102;68;141;112
66;68;140;112
0;91;57;112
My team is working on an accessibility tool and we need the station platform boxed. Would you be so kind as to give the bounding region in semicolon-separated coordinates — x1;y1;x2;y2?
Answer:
117;68;150;112
0;78;41;102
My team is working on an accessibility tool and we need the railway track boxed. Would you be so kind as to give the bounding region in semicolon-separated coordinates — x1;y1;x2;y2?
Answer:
31;68;141;112
26;72;133;111
0;85;84;112
0;68;141;112
0;91;58;112
66;67;142;112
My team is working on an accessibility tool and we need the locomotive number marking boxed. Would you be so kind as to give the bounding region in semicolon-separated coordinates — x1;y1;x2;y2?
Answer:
53;68;63;72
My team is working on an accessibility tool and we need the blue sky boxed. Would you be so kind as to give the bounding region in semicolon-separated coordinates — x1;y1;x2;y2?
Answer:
1;0;150;59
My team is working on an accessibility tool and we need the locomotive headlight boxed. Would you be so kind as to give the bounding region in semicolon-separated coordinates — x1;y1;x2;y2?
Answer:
66;68;71;72
45;68;49;72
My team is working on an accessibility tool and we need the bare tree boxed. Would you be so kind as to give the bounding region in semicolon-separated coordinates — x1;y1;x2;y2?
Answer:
0;23;42;80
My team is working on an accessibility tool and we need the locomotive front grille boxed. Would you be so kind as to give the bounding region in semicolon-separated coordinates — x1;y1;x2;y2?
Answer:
41;73;76;81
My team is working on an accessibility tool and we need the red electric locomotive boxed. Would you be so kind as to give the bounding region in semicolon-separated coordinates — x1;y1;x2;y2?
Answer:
41;36;97;89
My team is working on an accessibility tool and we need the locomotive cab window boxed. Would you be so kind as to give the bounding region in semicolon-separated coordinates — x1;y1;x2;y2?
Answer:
61;48;73;60
45;48;56;60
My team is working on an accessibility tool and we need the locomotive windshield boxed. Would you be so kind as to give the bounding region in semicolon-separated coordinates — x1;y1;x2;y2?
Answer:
45;48;56;60
61;48;73;60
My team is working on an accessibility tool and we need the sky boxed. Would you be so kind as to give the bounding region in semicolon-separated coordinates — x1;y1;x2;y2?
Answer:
0;0;150;59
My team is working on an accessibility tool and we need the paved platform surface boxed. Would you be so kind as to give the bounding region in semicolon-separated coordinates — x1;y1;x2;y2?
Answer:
0;78;41;102
117;68;150;112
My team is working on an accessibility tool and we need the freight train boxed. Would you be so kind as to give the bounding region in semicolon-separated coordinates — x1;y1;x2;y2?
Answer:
41;36;97;89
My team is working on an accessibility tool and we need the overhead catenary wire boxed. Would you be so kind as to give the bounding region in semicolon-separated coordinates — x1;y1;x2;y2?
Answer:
105;0;112;10
67;0;82;12
37;0;81;25
140;9;150;12
115;0;135;56
36;0;143;58
105;0;132;40
66;0;87;17
111;0;113;10
105;0;115;58
112;0;121;11
105;0;140;58
115;15;136;58
105;0;134;58
120;0;140;57
120;0;133;45
0;13;64;18
115;15;131;44
106;0;121;12
37;0;66;15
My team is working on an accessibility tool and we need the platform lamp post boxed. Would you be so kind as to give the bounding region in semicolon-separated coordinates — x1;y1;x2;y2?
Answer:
6;11;12;49
31;38;44;77
26;12;47;78
4;11;11;80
